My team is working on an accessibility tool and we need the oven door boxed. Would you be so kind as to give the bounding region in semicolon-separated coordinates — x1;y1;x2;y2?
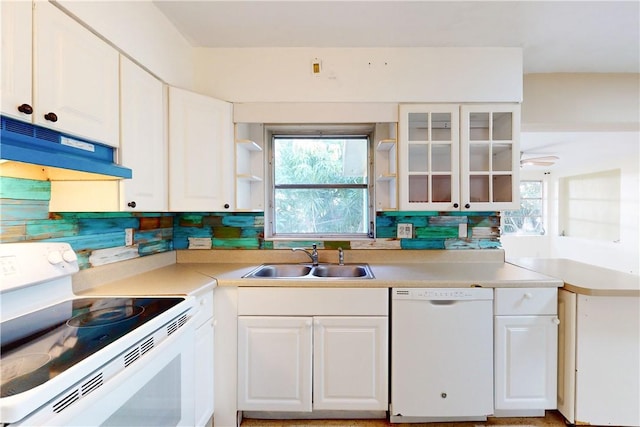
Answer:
10;323;196;427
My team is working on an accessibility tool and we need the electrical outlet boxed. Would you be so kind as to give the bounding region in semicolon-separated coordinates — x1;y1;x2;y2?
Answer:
397;223;413;239
125;228;134;246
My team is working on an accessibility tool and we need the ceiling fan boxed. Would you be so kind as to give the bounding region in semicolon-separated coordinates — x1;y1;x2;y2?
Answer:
520;154;559;167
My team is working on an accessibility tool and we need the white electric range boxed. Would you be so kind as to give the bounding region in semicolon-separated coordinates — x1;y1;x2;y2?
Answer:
0;242;197;426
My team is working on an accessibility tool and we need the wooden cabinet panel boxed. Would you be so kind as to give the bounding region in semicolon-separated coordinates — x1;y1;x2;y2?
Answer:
237;316;313;412
313;316;388;410
34;1;119;147
168;87;233;212
495;315;558;410
1;1;32;120
120;56;167;211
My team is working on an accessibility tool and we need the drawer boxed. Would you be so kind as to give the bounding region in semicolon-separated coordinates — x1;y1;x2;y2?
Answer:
494;288;557;315
238;287;388;316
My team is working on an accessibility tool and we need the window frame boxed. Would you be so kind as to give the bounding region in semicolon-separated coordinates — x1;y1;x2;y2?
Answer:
264;125;375;241
501;180;545;236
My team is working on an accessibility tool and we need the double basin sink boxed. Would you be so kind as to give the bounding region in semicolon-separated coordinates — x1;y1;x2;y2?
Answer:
243;263;374;279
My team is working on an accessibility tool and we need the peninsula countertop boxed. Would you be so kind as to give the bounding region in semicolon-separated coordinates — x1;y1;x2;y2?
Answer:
507;257;640;297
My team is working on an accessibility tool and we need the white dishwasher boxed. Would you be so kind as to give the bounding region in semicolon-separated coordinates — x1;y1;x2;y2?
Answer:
390;288;494;423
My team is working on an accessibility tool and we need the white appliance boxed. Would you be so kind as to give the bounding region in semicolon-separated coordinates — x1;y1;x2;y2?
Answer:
390;287;494;423
0;242;196;426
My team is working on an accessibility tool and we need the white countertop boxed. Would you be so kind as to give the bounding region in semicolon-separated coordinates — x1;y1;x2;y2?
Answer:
508;258;640;297
74;253;216;297
180;261;562;288
73;250;563;297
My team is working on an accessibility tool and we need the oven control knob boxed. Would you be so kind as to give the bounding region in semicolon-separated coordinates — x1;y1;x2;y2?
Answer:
47;251;63;265
63;250;77;263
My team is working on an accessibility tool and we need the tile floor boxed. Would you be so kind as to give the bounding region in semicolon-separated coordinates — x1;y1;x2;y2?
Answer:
240;410;567;427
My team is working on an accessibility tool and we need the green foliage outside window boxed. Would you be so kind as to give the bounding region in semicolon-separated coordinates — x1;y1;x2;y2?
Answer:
502;180;545;235
273;137;370;235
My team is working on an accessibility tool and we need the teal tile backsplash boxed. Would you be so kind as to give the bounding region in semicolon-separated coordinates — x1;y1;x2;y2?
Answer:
0;177;501;269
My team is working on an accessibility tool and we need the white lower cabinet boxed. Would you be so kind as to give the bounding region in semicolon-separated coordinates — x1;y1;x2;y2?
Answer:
237;288;388;413
313;316;388;410
494;288;558;415
238;316;312;411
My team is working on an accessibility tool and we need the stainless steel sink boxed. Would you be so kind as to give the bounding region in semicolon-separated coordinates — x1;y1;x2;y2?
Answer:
247;264;312;277
243;263;374;279
311;264;371;278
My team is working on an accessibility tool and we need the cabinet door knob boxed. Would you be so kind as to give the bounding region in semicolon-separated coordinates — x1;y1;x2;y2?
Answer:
127;201;137;208
224;203;230;209
464;203;471;209
552;317;560;325
17;103;33;114
453;203;459;208
44;112;58;122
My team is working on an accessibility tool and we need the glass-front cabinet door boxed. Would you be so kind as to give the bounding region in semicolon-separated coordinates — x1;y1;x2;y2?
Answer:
460;104;520;211
398;104;460;210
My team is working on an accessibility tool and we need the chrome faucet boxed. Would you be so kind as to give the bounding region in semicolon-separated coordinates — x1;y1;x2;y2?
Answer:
292;244;319;266
338;247;344;265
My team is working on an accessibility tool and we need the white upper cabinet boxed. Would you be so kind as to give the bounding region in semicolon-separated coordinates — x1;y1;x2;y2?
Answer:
120;56;167;211
399;104;460;211
1;1;32;120
33;1;119;147
460;104;520;211
399;103;520;211
168;87;234;212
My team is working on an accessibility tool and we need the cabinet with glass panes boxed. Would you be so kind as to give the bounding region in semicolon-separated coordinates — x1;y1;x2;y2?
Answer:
398;104;519;211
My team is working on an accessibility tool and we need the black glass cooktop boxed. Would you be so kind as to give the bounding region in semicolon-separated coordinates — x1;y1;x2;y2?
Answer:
0;297;184;398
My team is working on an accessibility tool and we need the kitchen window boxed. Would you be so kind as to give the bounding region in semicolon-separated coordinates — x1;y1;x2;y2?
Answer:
266;127;373;239
502;180;545;235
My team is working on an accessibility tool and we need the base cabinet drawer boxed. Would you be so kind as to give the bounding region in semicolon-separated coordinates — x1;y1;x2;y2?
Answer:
495;287;557;315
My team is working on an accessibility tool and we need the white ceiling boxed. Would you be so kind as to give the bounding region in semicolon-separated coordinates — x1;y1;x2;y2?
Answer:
152;0;640;74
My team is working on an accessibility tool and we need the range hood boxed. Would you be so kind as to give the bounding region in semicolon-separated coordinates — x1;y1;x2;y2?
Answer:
0;116;132;181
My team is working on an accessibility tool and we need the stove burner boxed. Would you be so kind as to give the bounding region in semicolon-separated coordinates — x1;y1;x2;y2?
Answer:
1;353;51;385
67;305;144;328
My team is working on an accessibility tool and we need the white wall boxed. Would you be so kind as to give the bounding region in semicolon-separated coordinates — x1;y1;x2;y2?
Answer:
54;0;195;89
504;74;640;274
522;73;640;132
502;130;640;274
547;132;639;274
194;47;522;103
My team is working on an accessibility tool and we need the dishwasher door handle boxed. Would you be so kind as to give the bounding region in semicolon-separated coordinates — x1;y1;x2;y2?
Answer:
429;300;458;306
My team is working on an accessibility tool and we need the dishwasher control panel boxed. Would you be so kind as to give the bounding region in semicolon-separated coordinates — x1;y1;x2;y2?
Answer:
392;288;493;300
